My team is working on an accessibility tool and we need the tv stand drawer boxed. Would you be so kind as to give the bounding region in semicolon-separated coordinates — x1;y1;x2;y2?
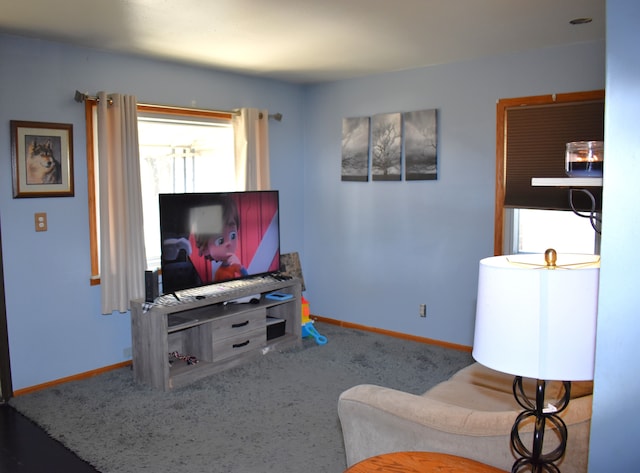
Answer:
209;308;266;339
210;328;266;361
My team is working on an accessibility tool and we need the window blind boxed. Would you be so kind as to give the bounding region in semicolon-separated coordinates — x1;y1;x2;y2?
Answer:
504;100;604;211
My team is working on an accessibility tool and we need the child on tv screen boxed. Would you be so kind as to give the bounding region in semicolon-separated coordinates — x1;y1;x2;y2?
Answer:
191;195;248;283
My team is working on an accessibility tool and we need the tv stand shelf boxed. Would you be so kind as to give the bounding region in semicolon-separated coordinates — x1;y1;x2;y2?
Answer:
130;277;302;391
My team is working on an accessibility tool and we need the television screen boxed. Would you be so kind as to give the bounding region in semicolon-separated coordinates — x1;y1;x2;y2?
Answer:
159;191;280;295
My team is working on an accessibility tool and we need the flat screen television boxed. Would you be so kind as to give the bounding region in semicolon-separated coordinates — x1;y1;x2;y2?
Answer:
159;190;280;295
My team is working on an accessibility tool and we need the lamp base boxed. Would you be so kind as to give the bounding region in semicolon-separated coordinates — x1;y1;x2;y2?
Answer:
510;377;571;473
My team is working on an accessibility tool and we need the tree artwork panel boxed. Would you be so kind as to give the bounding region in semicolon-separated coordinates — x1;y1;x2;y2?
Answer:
404;109;438;180
341;117;370;182
371;112;401;181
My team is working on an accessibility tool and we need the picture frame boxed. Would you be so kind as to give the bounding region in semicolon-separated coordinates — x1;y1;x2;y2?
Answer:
10;120;74;198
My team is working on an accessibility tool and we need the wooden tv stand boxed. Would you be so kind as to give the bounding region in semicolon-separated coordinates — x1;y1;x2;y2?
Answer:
130;276;302;391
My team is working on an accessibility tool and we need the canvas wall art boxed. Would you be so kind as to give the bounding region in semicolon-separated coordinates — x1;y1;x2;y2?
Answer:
341;108;438;182
404;109;438;180
371;112;401;181
341;117;370;181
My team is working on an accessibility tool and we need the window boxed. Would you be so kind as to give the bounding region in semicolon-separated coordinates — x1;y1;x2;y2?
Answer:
85;102;235;284
137;112;234;270
494;90;605;255
510;208;597;254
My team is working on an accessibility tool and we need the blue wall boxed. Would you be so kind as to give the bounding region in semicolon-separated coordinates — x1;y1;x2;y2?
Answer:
0;34;305;390
1;35;606;389
302;42;605;346
588;0;640;469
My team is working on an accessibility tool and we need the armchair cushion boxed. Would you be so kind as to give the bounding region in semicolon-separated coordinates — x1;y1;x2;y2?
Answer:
338;362;592;472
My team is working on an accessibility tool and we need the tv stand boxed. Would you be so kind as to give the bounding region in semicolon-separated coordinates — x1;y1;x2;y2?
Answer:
130;277;302;391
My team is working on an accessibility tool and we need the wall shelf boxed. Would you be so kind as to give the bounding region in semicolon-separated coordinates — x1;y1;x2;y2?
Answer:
531;177;602;187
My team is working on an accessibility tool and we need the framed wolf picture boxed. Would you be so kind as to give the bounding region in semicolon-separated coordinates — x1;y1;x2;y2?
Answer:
11;120;74;198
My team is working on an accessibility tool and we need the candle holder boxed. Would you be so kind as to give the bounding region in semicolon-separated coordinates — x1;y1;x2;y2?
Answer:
565;141;603;177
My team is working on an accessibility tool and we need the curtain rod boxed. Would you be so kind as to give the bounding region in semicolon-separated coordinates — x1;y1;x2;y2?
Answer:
73;90;283;121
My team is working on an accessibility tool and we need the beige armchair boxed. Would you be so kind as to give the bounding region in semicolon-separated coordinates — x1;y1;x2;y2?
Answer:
338;363;593;472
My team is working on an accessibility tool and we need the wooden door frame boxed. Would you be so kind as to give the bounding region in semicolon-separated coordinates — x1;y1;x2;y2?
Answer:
494;89;605;255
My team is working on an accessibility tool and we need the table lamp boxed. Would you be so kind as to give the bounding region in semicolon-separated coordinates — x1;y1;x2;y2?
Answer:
472;249;599;473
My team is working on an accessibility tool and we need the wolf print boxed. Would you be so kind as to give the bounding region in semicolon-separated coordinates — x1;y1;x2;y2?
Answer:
26;139;62;185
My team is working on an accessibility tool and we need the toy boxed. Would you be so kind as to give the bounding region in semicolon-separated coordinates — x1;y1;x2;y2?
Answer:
301;296;311;324
302;321;327;345
300;297;327;345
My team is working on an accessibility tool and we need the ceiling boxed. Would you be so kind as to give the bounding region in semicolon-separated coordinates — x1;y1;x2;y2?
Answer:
0;0;605;84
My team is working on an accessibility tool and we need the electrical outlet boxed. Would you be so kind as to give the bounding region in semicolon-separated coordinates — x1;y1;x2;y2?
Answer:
419;304;427;317
34;212;47;232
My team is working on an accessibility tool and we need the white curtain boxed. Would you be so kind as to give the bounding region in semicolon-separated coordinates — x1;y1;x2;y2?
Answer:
96;92;147;314
233;108;271;190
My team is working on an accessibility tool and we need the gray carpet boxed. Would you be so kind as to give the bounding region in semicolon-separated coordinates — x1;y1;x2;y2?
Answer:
11;322;473;473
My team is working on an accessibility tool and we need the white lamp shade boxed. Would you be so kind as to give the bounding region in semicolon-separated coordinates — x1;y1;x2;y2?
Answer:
472;253;599;381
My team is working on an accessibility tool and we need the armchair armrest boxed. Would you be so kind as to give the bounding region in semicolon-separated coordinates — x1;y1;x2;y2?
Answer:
338;384;592;472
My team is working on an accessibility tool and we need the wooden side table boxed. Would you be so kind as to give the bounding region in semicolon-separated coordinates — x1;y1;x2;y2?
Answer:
345;451;507;473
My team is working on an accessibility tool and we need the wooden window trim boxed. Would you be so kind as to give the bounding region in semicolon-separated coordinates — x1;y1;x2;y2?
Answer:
84;99;99;285
85;102;233;285
494;90;605;255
